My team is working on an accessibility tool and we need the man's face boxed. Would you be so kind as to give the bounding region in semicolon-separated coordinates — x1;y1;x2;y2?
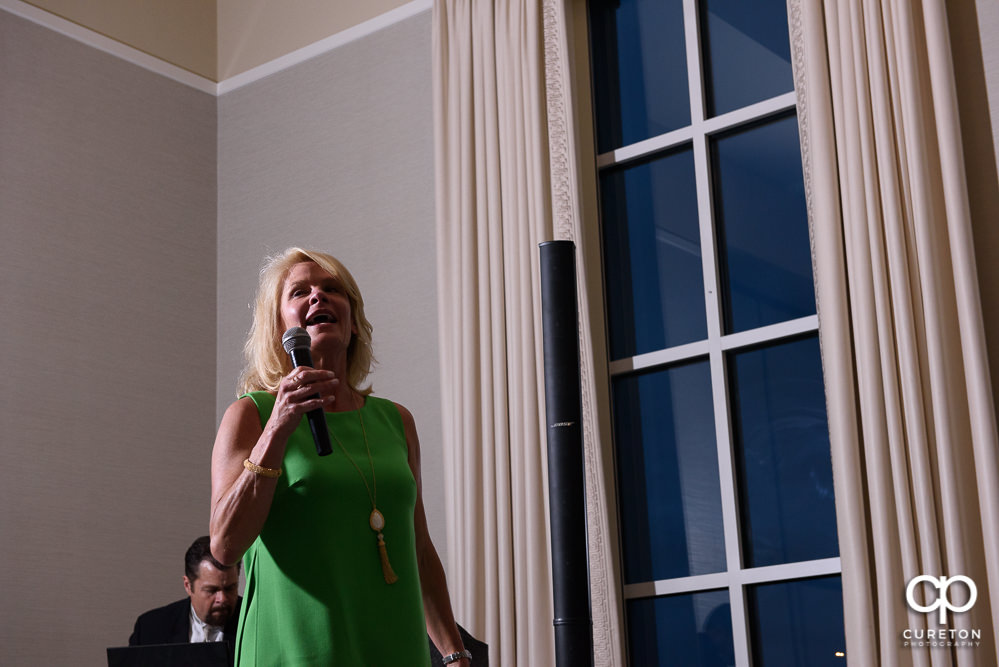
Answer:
184;561;239;627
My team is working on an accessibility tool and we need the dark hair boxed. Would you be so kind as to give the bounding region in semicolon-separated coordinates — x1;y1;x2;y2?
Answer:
184;536;235;581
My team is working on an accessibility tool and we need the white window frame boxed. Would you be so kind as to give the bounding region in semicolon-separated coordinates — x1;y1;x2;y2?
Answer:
594;1;842;665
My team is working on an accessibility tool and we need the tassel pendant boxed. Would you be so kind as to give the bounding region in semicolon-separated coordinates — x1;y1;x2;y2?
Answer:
370;509;398;584
377;532;399;584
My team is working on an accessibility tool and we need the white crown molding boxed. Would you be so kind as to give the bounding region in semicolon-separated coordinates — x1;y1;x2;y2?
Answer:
217;0;431;95
1;0;433;97
0;0;218;94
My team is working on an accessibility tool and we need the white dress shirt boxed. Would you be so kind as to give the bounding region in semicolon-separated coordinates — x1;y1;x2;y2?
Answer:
189;604;225;643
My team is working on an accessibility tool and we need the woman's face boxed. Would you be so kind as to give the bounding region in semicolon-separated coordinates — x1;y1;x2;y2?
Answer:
279;261;356;351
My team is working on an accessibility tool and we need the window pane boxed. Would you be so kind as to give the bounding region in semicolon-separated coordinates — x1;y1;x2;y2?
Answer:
728;336;837;567
700;0;794;117
712;114;814;334
748;576;846;666
613;361;725;583
589;0;690;153
627;591;733;667
601;147;707;360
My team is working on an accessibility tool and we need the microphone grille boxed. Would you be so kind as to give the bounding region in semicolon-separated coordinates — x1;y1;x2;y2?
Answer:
281;327;311;354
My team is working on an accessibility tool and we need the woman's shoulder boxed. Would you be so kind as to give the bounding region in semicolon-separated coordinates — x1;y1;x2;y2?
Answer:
365;395;412;420
225;391;275;428
362;396;417;437
364;394;395;410
214;394;269;451
240;390;276;410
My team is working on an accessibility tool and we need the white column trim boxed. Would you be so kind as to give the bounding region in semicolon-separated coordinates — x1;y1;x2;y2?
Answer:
542;2;625;665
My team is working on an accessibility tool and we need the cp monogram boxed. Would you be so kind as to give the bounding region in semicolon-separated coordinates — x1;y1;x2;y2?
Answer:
905;575;978;624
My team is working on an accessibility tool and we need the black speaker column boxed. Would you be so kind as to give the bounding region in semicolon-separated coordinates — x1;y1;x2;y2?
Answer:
539;240;594;667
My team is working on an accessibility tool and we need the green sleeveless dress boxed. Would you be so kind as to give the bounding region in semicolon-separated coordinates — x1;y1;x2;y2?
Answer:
235;393;431;667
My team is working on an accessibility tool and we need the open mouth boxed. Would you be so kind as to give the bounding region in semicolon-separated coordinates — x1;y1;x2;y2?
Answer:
306;313;337;325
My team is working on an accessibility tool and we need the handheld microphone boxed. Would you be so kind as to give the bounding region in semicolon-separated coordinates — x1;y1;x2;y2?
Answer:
281;327;333;457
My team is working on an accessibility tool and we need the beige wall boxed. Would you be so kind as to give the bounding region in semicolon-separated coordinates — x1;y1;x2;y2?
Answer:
16;0;419;81
1;6;438;664
1;5;437;663
217;0;414;79
20;0;217;79
0;9;217;666
2;1;997;665
215;9;443;553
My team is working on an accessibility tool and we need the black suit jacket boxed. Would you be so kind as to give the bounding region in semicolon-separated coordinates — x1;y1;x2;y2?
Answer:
129;597;242;646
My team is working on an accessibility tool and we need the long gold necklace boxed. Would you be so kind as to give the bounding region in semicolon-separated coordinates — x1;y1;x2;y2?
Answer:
329;403;399;584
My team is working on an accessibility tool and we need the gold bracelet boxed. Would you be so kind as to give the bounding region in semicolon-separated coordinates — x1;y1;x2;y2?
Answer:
243;458;281;478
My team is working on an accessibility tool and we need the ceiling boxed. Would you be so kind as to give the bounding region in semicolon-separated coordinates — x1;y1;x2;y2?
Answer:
17;0;417;82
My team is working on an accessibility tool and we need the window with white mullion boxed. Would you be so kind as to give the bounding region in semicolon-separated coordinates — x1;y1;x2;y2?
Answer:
682;0;708;126
596;126;695;169
622;556;844;600
608;340;710;376
689;11;758;652
589;0;846;662
710;335;753;667
719;314;819;353
606;315;819;378
594;91;798;172
702;91;796;136
699;121;753;667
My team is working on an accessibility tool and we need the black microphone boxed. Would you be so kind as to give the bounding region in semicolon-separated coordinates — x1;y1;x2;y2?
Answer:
281;327;333;457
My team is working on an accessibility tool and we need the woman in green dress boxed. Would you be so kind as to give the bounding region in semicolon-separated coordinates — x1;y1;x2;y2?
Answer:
209;248;471;666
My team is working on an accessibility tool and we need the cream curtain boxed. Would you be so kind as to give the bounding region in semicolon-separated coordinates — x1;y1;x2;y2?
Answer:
433;1;624;665
791;0;999;664
434;2;554;665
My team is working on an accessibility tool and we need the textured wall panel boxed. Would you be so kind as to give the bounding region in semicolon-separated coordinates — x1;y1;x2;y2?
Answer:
17;0;217;79
0;9;217;664
216;11;445;560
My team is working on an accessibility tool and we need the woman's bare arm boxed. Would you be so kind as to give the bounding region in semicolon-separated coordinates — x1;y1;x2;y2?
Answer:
396;402;470;665
210;368;337;565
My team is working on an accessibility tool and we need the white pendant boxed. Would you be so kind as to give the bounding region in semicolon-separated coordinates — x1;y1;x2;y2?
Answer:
369;508;385;532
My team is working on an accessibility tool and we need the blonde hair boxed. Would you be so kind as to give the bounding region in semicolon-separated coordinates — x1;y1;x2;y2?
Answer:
238;248;374;396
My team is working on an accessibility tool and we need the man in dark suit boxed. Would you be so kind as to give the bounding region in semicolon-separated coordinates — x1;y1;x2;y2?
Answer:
129;536;241;646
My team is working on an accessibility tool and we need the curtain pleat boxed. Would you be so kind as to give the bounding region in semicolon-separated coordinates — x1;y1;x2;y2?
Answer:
433;2;556;665
792;0;999;664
